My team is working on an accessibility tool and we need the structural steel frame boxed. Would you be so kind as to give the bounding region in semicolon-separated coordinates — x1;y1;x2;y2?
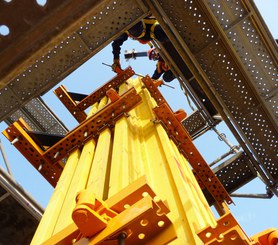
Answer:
0;0;277;197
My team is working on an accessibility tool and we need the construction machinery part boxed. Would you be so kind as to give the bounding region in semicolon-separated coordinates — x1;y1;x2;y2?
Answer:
182;110;209;139
2;87;142;185
2;118;63;187
198;204;257;245
43;177;176;245
54;85;87;123
1;0;276;195
154;102;232;206
54;67;135;123
5;97;68;135
146;0;278;193
142;75;232;206
251;228;278;245
0;0;146;121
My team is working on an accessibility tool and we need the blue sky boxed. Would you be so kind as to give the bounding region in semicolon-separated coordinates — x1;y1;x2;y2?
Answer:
0;0;277;239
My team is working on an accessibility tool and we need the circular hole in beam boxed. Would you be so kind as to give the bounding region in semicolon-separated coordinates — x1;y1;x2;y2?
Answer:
36;0;47;6
138;233;145;240
0;25;10;36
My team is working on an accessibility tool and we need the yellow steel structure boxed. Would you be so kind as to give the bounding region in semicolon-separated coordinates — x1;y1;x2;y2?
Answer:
30;76;216;244
4;73;277;244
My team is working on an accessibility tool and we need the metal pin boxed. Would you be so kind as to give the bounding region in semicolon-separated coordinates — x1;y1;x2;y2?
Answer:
54;151;60;159
84;131;88;137
38;164;43;171
11;137;19;145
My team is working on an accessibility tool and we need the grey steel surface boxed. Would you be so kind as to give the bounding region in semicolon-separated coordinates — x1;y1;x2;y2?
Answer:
0;0;147;121
204;152;257;205
182;110;209;139
5;97;68;135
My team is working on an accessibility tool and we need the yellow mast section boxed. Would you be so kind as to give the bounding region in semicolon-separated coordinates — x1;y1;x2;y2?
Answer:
31;76;217;244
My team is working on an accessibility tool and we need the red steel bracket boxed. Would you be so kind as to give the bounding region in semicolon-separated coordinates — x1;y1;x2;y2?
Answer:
141;76;166;105
3;87;141;186
141;75;232;206
54;67;135;122
198;204;258;245
2;119;63;187
54;85;87;123
153;102;232;206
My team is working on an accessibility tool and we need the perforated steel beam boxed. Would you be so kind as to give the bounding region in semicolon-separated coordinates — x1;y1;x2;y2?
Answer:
144;0;277;191
1;0;277;194
5;97;68;135
0;0;148;121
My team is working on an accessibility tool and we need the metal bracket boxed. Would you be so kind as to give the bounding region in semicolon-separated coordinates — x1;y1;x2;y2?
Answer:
42;176;177;245
198;204;258;245
2;87;142;186
141;75;232;206
251;228;278;245
54;67;135;122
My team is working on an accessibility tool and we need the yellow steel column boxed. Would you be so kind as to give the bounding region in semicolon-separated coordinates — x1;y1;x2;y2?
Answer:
108;77;216;244
31;149;80;245
32;76;217;244
31;102;101;244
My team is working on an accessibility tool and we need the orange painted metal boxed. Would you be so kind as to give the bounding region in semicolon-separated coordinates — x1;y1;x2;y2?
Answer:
141;76;166;105
106;88;120;103
174;109;187;122
198;204;258;245
153;102;232;206
2;118;63;187
72;188;118;237
43;176;176;244
2;87;141;186
76;67;135;111
54;85;87;123
44;87;141;163
54;67;135;122
142;75;232;206
251;228;278;245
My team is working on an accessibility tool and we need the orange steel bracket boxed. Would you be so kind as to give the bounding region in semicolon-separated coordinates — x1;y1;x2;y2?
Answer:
198;204;259;245
3;87;141;185
106;88;120;103
54;67;135;122
174;109;187;122
43;176;177;245
43;87;141;163
2;118;63;187
54;85;87;123
251;228;278;245
142;75;166;105
72;190;118;237
141;75;232;206
154;102;232;206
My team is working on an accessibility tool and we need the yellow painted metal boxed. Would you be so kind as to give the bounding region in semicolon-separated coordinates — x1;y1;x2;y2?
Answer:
32;77;218;244
108;77;217;244
31;149;80;245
